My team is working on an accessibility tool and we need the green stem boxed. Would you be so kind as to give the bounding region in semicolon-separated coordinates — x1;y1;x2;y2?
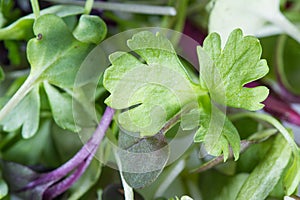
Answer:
0;75;36;122
84;0;94;15
230;112;299;156
30;0;40;19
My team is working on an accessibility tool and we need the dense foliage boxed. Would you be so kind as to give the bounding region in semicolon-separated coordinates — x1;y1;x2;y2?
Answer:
0;0;299;199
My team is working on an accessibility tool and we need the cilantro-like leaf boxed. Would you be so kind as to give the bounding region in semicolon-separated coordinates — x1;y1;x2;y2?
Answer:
198;29;269;111
0;86;40;138
194;95;240;161
103;31;199;136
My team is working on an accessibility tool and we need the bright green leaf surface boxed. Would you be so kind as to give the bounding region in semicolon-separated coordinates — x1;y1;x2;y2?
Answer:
104;31;198;136
194;95;240;161
27;14;94;88
283;149;300;195
0;86;40;138
73;14;107;44
236;134;292;200
0;5;84;40
198;29;269;111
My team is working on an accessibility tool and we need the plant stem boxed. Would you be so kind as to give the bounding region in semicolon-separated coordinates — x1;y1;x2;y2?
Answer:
0;76;36;122
229;112;299;156
272;13;300;44
24;107;115;189
44;0;176;16
84;0;94;15
190;140;256;173
30;0;40;19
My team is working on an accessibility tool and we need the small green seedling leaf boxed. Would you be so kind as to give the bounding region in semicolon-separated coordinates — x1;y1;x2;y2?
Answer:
0;5;84;40
194;95;240;161
27;14;95;88
104;31;199;136
198;29;269;111
44;82;79;132
0;86;40;138
73;15;107;44
236;134;292;200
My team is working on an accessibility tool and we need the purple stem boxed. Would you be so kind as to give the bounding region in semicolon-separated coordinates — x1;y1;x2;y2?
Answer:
24;107;115;191
43;147;97;200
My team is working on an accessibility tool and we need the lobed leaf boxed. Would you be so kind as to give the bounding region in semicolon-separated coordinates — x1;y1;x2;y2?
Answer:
194;95;240;160
27;14;95;88
103;31;198;136
198;29;269;111
0;86;40;138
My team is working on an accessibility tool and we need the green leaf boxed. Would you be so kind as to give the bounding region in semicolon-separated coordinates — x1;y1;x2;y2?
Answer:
44;82;79;132
2;120;51;165
27;14;95;88
0;179;8;199
117;131;169;188
209;0;300;44
103;31;199;136
194;95;240;161
0;86;40;138
0;5;84;40
198;29;269;111
236;133;292;200
73;15;107;44
283;149;300;195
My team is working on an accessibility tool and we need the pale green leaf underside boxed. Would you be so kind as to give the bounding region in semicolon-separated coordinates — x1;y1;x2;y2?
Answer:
236;134;291;200
103;31;197;136
0;86;40;138
199;29;269;111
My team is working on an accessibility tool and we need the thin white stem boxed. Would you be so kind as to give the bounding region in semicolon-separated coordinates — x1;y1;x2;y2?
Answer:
0;75;36;121
43;0;176;16
272;13;300;44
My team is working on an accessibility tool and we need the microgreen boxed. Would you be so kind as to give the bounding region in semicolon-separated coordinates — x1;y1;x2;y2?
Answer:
0;0;300;199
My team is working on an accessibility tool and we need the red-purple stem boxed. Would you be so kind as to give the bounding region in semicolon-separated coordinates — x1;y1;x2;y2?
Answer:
22;107;115;198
